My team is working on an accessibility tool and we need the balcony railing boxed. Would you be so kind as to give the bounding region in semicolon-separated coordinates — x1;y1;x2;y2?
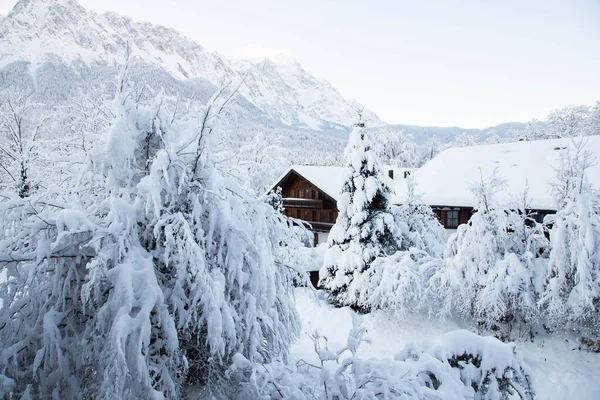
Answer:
283;198;325;209
304;221;334;232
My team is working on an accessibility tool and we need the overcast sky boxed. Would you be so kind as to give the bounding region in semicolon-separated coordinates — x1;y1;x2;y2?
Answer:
1;0;600;128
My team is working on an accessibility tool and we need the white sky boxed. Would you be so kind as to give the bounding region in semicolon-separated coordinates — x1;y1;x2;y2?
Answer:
1;0;600;128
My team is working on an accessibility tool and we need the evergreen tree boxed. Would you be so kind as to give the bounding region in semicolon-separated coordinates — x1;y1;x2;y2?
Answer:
319;118;400;308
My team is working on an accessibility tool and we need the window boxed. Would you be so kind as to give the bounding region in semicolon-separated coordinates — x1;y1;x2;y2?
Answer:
404;170;411;179
388;169;394;179
446;210;459;228
531;211;544;223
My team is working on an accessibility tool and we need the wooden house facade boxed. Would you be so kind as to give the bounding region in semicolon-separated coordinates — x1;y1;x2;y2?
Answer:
275;170;339;246
431;207;473;230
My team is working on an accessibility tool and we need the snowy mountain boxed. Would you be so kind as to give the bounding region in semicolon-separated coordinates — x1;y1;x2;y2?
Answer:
232;55;382;129
382;122;529;144
0;0;383;129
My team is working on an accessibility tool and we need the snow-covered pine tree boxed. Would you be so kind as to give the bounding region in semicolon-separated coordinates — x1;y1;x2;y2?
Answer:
541;139;600;338
351;174;447;316
434;170;549;339
319;118;400;309
0;56;306;399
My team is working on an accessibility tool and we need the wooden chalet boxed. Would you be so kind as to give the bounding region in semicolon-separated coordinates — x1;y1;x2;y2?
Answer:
269;166;346;246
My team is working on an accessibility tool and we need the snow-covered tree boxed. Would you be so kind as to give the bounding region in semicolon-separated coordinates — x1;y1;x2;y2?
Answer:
541;139;600;337
485;129;502;144
546;104;593;139
342;165;447;315
589;101;600;136
511;102;600;142
0;58;307;398
452;131;480;148
396;173;447;258
372;128;420;167
235;132;292;195
434;171;549;339
319;119;400;308
421;135;443;164
0;88;50;197
510;119;546;141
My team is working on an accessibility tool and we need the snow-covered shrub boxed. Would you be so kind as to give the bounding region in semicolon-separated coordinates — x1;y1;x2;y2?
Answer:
434;171;549;340
228;318;535;400
319;119;401;308
397;330;535;400
354;248;443;316
396;173;447;258
541;139;600;338
0;60;306;398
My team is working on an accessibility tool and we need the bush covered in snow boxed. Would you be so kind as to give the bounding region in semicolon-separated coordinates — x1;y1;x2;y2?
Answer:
0;61;308;398
434;171;549;340
397;329;535;400
349;175;446;316
227;318;535;400
395;174;447;259
354;248;442;316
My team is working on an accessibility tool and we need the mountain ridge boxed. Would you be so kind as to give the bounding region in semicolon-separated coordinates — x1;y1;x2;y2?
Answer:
0;0;383;129
383;122;528;144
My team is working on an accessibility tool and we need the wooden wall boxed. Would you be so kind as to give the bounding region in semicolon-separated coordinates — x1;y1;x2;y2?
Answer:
278;173;338;230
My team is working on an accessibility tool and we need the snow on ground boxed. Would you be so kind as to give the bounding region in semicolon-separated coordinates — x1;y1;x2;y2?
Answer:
291;287;600;400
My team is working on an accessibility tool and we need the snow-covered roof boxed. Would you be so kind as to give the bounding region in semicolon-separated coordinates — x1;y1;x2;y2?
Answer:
269;165;412;201
396;136;600;211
